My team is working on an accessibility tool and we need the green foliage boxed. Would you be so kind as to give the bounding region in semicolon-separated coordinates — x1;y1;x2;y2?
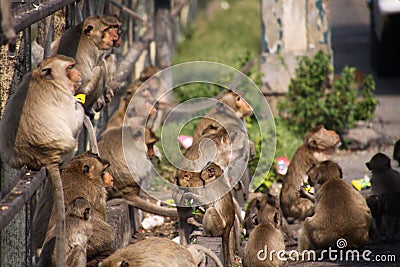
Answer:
278;50;378;135
248;117;301;193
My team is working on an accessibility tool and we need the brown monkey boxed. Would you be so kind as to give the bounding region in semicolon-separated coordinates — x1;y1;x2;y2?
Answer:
38;197;93;267
174;162;235;266
0;55;84;266
98;126;178;217
61;152;115;267
34;152;115;266
280;125;340;221
243;193;296;245
104;81;156;132
193;90;253;141
366;152;400;195
93;15;124;110
298;161;371;251
243;197;286;267
56;16;114;115
99;237;223;267
202;178;235;266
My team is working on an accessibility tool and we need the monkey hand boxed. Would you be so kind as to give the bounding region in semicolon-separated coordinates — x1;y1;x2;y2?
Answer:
93;96;105;112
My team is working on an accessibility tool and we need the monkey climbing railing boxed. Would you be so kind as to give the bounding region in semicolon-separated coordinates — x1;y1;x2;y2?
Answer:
0;0;194;265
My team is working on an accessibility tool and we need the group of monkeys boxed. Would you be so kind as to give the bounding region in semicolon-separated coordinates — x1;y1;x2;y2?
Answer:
1;11;399;267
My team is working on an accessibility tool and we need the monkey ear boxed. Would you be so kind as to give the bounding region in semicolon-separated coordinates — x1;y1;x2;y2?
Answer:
273;211;280;227
255;198;262;210
307;138;318;149
84;24;94;35
251;214;258;226
83;164;91;174
338;165;343;178
41;67;53;80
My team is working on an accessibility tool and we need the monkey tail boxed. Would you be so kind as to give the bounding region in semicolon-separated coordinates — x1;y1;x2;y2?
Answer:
188;244;224;267
233;197;244;224
107;196;178;217
47;164;66;267
83;115;100;155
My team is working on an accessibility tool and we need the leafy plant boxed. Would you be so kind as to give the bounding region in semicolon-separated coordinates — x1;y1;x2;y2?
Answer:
278;50;378;135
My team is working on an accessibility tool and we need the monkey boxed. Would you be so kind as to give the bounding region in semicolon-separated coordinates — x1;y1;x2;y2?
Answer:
92;15;125;110
298;161;371;251
243;193;296;246
98;126;178;217
62;152;115;266
61;152;115;267
33;152;115;267
174;161;235;266
38;197;93;267
193;89;253;142
0;55;84;266
201;176;235;266
280;125;341;221
366;152;400;195
367;193;400;241
104;81;157;133
243;197;286;267
366;153;400;241
104;80;143;131
98;237;223;267
56;16;115;115
192;90;255;206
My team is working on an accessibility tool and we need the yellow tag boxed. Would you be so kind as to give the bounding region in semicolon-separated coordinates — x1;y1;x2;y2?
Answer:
75;94;86;104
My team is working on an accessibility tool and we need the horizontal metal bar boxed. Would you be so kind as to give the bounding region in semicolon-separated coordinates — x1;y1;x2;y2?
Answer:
0;167;47;231
12;0;77;33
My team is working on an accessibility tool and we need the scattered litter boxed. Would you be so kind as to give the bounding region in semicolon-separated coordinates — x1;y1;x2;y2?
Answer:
142;215;165;230
352;175;371;191
178;135;193;149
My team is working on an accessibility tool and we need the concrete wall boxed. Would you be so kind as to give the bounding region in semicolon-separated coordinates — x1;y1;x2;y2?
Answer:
260;0;331;95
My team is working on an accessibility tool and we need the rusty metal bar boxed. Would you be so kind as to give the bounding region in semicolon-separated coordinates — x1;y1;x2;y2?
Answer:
0;168;47;231
12;0;77;34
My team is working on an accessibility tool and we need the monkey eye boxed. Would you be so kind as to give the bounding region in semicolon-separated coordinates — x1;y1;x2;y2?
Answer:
67;64;75;70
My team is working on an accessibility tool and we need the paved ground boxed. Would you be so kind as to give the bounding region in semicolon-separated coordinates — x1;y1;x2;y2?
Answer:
290;1;400;265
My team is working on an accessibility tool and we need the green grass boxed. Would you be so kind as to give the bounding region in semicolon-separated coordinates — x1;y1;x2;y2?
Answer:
174;0;260;67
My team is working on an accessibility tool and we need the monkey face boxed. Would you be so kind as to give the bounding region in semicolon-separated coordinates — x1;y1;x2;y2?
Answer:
103;172;114;187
